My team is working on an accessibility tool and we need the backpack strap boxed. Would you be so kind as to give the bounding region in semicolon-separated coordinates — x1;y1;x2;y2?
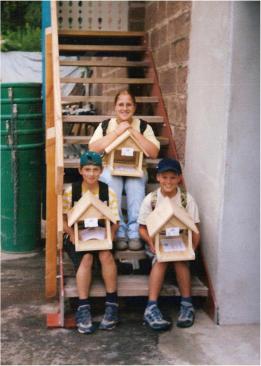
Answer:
101;119;110;136
139;119;148;134
180;186;187;209
72;181;82;205
72;180;109;206
150;190;158;210
98;181;109;206
150;187;187;210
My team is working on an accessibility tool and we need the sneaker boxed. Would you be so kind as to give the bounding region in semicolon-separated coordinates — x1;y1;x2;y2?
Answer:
143;304;171;331
115;238;128;250
128;238;143;251
99;302;119;330
75;304;94;334
176;302;195;328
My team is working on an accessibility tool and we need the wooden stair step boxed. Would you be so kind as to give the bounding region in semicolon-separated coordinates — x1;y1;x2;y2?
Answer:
59;44;147;52
61;96;158;104
60;77;153;84
64;135;169;146
64;158;160;169
63;115;164;124
114;250;147;261
64;274;208;298
58;30;146;38
60;60;150;68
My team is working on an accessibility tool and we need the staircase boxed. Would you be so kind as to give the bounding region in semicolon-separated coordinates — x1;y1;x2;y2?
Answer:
45;3;209;327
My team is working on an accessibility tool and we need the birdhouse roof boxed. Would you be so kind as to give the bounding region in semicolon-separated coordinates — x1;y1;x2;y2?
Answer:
105;129;149;156
146;196;199;237
67;190;117;227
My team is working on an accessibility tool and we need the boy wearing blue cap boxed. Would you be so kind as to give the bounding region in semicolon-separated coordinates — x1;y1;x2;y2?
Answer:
63;151;120;334
138;158;200;330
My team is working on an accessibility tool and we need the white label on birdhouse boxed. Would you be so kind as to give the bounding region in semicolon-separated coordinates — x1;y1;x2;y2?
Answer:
161;238;186;252
166;227;180;237
84;218;98;228
121;147;134;156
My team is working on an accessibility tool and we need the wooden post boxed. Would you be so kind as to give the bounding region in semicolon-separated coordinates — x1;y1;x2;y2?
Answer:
45;28;57;298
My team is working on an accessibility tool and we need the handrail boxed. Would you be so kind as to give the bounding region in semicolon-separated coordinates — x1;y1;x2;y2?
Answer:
51;1;64;195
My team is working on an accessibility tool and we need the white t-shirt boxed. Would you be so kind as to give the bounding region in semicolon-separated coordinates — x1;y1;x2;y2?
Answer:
138;187;200;225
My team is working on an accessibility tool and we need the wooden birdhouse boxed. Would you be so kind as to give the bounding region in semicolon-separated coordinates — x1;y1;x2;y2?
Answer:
146;197;199;262
105;130;149;177
67;191;117;252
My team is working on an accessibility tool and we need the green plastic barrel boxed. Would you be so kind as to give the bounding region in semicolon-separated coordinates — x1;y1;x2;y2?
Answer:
1;83;44;253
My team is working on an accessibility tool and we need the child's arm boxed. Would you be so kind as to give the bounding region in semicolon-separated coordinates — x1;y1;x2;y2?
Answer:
192;224;200;250
111;222;120;241
139;224;155;254
63;214;75;244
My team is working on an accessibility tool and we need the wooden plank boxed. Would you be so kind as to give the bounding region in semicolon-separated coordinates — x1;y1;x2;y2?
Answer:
62;115;164;124
114;250;147;261
58;30;146;38
59;44;146;52
60;77;153;84
64;157;161;169
61;96;158;103
64;275;208;298
51;1;64;195
59;60;150;67
57;194;64;250
45;28;57;298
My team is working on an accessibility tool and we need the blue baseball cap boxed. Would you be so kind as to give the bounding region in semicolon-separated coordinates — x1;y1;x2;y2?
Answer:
156;158;182;175
80;151;103;167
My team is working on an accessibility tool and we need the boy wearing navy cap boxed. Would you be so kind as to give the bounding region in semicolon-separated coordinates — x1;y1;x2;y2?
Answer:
63;151;120;334
138;158;200;330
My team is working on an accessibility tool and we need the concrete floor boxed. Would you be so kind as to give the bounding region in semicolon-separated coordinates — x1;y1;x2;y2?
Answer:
1;249;260;365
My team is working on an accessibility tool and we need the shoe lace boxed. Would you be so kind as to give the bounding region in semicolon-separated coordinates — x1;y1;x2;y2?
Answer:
77;306;90;323
150;306;164;321
104;305;117;321
180;304;193;318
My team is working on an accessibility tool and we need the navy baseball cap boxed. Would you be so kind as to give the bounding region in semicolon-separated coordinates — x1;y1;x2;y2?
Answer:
156;158;182;175
80;151;103;167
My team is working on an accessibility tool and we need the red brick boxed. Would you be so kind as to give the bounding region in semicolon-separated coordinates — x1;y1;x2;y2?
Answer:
167;1;192;15
173;126;186;163
159;25;168;45
173;96;187;124
173;12;191;40
157;1;166;21
155;44;170;67
166;96;177;124
150;28;159;49
176;66;188;94
171;37;189;63
159;67;176;94
145;2;157;30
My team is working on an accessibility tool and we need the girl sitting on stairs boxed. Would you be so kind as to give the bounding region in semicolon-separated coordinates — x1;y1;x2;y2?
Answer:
89;89;160;251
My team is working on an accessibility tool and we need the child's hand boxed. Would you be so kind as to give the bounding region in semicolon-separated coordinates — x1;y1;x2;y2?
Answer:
148;242;155;254
116;121;130;135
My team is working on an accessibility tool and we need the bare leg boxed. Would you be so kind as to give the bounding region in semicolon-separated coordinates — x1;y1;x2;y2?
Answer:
99;250;117;293
173;261;191;297
76;253;93;299
148;261;168;301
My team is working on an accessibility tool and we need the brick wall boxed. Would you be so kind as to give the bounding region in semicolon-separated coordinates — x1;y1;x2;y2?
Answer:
145;1;192;162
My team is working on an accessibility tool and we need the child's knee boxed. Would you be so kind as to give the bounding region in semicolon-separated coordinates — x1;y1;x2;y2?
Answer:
99;250;114;264
80;253;93;269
